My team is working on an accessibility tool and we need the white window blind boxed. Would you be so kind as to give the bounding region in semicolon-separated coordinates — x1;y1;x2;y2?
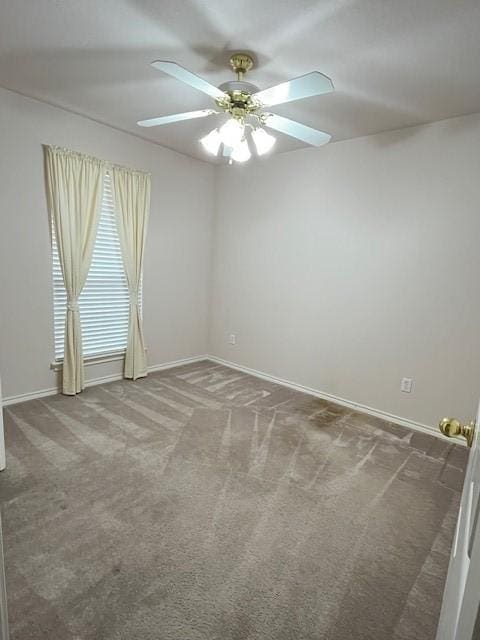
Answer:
52;171;132;360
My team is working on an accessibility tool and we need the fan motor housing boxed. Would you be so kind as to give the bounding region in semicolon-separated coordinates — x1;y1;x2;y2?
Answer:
216;80;261;118
218;80;259;95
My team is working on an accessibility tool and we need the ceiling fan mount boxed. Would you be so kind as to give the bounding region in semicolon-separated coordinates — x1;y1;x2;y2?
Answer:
137;52;334;162
229;52;254;80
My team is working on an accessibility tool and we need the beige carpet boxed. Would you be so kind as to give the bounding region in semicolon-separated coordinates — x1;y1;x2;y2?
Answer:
0;360;467;639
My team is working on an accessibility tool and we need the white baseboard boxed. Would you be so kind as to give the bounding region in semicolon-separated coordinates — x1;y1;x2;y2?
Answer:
148;356;209;374
2;355;208;406
2;353;452;444
2;386;59;406
206;355;448;442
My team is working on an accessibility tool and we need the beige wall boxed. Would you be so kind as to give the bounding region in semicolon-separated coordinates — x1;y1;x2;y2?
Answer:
0;87;215;399
2;86;479;430
210;114;480;429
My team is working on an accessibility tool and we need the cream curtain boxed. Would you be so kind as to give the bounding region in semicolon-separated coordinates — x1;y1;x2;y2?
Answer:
111;166;151;380
45;146;103;395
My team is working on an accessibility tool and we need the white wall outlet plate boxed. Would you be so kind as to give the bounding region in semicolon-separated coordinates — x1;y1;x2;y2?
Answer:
400;377;413;393
228;333;236;345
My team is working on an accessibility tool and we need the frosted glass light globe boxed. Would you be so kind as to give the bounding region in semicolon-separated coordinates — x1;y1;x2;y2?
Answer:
200;129;221;155
231;138;251;163
252;128;276;155
219;119;244;148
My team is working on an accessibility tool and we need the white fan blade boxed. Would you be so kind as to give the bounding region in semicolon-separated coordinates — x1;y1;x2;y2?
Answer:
253;71;333;107
265;114;331;146
137;109;217;128
223;145;233;157
151;60;227;100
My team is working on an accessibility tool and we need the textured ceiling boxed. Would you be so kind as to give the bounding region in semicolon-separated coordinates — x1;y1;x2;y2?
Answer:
1;0;480;162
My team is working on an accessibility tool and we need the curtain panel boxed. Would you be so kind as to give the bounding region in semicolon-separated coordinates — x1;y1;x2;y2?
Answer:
111;167;151;380
44;146;103;395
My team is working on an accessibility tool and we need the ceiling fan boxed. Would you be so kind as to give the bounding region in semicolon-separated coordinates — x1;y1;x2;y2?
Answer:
137;53;334;163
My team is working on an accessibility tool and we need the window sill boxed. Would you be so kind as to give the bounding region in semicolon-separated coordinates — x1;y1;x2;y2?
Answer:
50;350;126;372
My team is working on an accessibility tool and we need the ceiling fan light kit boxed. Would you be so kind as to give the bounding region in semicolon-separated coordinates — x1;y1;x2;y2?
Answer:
138;52;334;164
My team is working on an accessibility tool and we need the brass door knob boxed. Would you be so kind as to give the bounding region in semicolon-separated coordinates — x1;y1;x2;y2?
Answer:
439;418;475;448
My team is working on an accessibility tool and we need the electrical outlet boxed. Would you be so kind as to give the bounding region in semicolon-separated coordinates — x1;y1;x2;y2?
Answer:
228;333;236;345
400;377;413;393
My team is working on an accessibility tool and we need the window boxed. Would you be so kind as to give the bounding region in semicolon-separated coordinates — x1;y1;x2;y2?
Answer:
52;171;132;361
